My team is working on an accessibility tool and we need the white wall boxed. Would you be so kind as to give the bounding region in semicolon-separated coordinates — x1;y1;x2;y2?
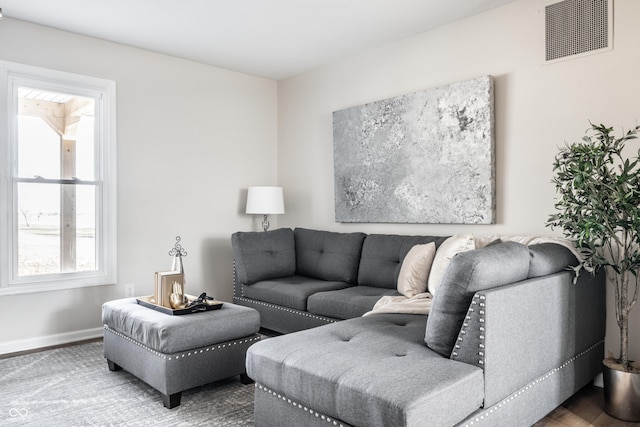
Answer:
277;0;640;361
0;18;278;353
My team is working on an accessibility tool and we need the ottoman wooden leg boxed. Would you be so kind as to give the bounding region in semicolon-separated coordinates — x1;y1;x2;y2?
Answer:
162;392;182;409
107;359;122;371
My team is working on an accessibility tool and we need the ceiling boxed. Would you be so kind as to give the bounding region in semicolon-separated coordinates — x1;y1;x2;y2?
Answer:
1;0;519;80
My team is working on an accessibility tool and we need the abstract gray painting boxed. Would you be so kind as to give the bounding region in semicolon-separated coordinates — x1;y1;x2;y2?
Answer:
333;75;495;224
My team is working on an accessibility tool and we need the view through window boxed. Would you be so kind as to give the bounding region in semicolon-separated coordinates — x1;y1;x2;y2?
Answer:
17;89;97;276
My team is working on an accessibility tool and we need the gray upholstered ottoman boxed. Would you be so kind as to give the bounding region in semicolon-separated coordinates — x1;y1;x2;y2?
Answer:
102;298;260;408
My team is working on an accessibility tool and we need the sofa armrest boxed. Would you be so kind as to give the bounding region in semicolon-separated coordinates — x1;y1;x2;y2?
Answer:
453;269;605;407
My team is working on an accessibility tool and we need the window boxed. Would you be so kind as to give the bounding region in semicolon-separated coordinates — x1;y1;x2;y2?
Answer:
0;61;116;294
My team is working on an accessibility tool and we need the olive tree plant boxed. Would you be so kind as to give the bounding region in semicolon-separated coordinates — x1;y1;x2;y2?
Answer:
547;122;640;372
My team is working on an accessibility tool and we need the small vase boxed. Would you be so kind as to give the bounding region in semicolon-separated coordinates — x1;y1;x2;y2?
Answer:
603;359;640;421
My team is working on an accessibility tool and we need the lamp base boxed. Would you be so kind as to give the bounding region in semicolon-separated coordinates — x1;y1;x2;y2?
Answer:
262;215;270;231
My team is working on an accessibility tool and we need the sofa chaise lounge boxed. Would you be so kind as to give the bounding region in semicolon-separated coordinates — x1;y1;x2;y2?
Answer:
232;228;605;426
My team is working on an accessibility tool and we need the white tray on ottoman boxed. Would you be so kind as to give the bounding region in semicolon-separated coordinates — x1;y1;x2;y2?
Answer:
102;297;261;408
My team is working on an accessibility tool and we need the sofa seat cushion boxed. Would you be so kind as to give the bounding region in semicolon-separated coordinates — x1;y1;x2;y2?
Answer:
307;286;399;319
241;275;353;311
294;228;366;283
358;234;448;289
247;314;484;427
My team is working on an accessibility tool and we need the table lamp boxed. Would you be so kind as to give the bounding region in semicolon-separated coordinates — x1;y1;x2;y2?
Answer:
246;186;285;231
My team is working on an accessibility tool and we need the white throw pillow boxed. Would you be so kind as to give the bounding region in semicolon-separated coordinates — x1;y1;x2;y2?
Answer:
427;234;475;296
397;243;436;298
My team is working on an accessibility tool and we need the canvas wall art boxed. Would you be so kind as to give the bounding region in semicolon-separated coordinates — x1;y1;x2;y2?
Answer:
333;75;495;224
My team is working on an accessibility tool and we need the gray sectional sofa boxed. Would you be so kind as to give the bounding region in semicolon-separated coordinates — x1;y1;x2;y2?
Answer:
232;227;449;332
231;228;606;426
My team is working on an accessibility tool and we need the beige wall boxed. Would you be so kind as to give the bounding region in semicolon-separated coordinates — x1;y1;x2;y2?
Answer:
0;18;278;352
277;0;640;361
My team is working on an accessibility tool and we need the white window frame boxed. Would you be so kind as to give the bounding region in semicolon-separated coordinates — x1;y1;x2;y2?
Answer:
0;61;117;295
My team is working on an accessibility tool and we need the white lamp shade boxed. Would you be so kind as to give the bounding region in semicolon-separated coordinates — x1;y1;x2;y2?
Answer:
246;186;285;215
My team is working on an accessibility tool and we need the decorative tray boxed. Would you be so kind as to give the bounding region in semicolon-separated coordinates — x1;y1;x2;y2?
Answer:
136;294;223;315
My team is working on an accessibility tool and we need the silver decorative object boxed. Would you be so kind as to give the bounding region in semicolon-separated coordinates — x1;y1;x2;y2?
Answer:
168;236;187;274
168;236;187;308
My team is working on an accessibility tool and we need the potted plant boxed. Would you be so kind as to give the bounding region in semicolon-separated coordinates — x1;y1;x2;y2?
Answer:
547;122;640;421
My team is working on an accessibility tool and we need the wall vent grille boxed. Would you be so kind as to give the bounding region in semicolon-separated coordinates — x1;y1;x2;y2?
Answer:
544;0;612;63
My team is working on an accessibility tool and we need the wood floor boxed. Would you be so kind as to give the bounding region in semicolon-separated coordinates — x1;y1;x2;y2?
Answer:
535;385;640;427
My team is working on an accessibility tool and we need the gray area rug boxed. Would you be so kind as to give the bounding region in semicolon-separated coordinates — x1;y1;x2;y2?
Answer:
0;341;255;426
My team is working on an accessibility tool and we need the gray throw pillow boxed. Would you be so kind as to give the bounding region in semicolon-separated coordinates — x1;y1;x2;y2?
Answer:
231;228;296;285
424;241;530;357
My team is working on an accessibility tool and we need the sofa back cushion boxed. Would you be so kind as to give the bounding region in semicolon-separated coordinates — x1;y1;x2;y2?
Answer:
294;228;366;283
424;241;531;357
231;228;296;285
528;243;578;278
358;234;449;289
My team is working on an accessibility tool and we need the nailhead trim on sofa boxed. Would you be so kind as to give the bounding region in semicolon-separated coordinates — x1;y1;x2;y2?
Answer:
257;383;347;427
233;296;339;324
452;294;486;368
460;339;604;427
103;325;261;360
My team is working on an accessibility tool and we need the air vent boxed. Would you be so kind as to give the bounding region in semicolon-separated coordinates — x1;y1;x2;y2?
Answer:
544;0;612;63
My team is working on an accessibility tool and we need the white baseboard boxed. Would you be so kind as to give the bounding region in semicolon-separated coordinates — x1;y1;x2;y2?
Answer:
0;327;104;356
